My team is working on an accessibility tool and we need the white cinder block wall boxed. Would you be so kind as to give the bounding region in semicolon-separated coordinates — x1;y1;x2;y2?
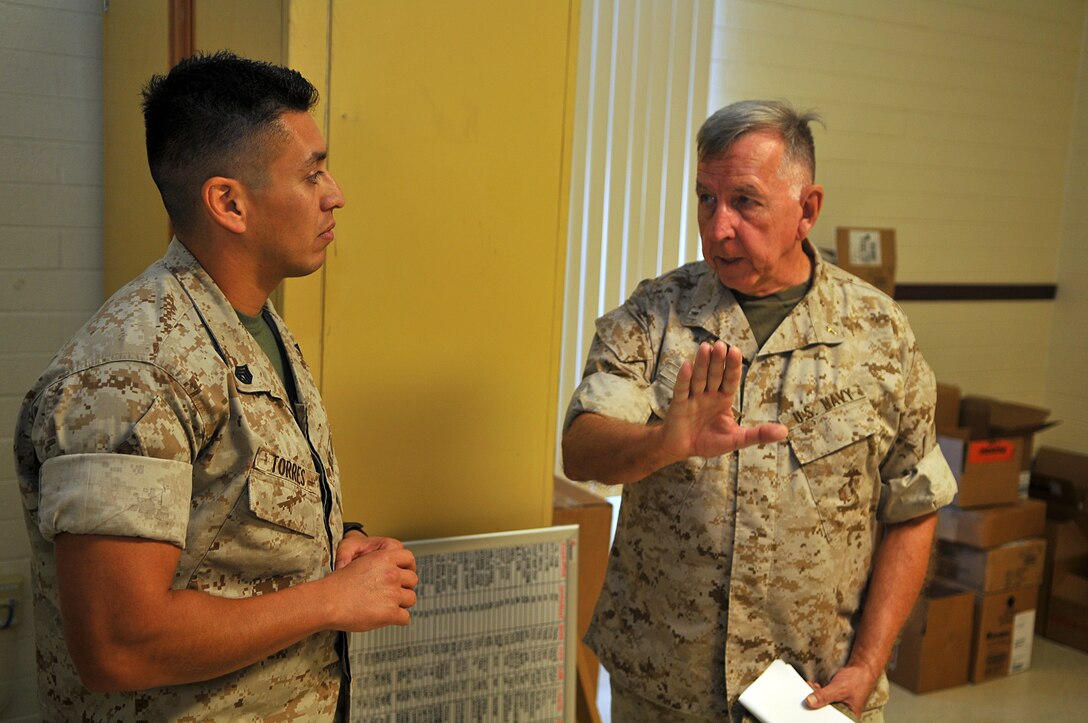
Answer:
1044;11;1088;454
0;1;104;720
708;0;1088;454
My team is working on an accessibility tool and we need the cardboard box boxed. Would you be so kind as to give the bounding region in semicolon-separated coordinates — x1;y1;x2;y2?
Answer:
937;499;1046;548
1035;516;1088;636
935;383;961;434
552;478;613;708
887;582;974;693
966;584;1037;683
1046;555;1088;653
1029;447;1088;523
938;433;1022;508
835;227;896;297
936;537;1045;593
959;396;1055;471
1028;446;1088;649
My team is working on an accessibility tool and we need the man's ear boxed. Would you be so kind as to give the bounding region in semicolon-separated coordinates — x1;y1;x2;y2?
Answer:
796;184;824;240
202;177;247;234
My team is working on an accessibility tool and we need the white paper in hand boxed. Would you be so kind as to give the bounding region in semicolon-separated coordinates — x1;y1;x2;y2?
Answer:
737;659;853;723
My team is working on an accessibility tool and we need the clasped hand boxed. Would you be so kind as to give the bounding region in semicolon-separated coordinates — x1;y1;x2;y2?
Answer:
331;534;418;632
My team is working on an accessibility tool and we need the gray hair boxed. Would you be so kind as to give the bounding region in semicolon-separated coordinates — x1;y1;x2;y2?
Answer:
696;100;822;196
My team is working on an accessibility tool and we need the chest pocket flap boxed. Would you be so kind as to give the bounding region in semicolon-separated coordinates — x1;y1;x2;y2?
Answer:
247;467;321;538
789;397;881;466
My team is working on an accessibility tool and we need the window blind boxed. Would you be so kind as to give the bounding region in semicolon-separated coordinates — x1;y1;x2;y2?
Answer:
557;0;715;476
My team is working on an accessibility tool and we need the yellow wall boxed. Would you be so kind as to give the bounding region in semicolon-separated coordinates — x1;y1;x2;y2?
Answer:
194;0;283;63
279;0;332;388
708;0;1086;414
324;0;578;539
102;3;169;296
104;1;579;539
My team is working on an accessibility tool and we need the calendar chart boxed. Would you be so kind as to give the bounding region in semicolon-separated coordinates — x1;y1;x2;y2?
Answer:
350;526;578;722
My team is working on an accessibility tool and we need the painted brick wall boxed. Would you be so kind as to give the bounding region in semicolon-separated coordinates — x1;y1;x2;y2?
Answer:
0;1;103;719
707;0;1087;437
1042;13;1088;455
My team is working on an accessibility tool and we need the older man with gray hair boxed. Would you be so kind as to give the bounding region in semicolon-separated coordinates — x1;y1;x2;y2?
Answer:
562;99;956;721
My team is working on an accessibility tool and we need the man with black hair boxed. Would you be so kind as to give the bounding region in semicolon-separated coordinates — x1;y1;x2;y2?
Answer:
15;51;416;721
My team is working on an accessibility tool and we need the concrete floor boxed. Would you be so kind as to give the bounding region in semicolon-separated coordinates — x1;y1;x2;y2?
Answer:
885;636;1088;722
595;636;1088;721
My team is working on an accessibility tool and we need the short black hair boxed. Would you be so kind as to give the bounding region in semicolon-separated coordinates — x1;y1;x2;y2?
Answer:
141;51;319;231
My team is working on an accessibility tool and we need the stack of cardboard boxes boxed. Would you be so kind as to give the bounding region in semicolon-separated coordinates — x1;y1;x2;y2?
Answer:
889;383;1053;693
935;499;1046;683
886;580;976;693
1029;447;1088;653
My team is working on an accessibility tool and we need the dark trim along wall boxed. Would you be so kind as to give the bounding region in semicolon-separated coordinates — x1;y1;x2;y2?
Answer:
895;284;1057;301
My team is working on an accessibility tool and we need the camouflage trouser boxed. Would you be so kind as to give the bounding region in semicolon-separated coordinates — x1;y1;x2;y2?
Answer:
609;679;718;722
609;678;885;722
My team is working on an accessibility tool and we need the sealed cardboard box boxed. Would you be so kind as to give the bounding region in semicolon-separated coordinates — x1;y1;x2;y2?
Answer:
887;582;974;693
965;584;1038;683
937;499;1046;548
835;227;896;297
936;537;1045;593
939;433;1022;508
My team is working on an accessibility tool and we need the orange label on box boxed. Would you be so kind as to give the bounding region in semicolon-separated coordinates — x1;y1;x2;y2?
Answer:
967;439;1016;465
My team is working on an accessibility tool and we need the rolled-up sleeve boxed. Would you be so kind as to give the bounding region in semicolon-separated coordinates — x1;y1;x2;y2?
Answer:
563;301;657;433
29;362;198;545
879;444;957;523
877;346;958;523
39;453;192;545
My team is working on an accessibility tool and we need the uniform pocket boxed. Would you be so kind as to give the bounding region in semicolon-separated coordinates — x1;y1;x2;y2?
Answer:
787;397;883;614
247;467;321;538
789;397;882;544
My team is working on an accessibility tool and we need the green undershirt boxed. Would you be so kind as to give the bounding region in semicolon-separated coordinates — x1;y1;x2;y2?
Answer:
235;308;287;388
733;279;811;349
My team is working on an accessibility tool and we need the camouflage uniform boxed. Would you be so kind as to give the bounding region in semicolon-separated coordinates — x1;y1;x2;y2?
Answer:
565;242;956;721
14;239;345;721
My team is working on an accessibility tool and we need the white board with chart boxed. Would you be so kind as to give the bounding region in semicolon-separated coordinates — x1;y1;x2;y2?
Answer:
349;525;579;722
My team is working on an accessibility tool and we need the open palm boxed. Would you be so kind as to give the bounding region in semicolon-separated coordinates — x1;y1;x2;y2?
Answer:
661;341;787;459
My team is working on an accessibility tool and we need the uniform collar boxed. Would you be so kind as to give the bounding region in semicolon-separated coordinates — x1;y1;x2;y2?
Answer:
681;265;759;359
759;240;844;355
163;238;290;399
681;240;844;358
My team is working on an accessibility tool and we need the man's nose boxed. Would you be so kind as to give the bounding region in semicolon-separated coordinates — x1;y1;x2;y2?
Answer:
708;204;737;241
324;173;346;210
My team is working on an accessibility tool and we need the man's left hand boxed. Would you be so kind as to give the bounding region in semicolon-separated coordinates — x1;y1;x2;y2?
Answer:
804;661;879;718
335;533;404;570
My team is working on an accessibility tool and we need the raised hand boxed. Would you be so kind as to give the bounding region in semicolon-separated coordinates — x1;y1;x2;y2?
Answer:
660;341;788;461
